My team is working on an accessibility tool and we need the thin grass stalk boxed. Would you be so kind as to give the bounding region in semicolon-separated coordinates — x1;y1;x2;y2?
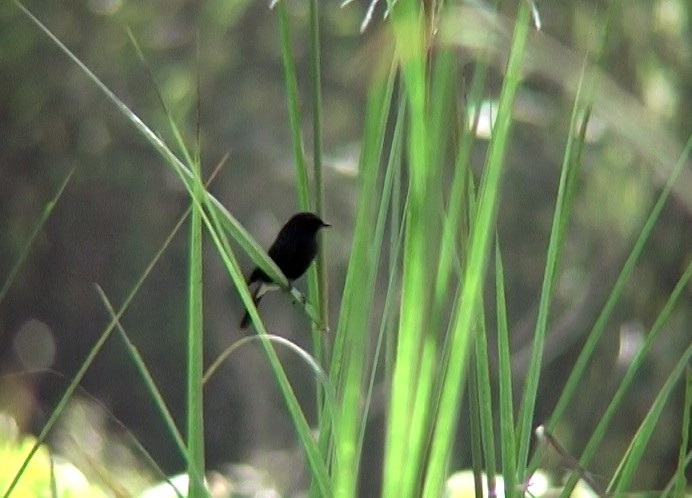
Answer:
421;4;531;497
125;29;196;169
186;166;206;498
514;60;591;480
474;310;498;493
673;368;692;497
306;0;328;439
96;286;187;498
558;258;692;496
352;100;407;468
542;134;692;455
494;242;518;497
607;342;692;495
275;2;311;210
661;448;692;497
0;168;75;306
468;358;485;498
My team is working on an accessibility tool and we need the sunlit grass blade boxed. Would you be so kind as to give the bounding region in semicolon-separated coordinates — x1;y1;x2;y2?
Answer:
468;359;485;498
0;167;75;306
383;0;436;494
607;342;692;495
422;4;531;497
324;56;398;498
335;94;405;497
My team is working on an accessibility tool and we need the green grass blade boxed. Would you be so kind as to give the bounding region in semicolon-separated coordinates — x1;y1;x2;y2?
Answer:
495;241;518;497
125;28;196;169
326;59;399;498
661;444;692;497
95;285;187;498
473;309;498;492
608;342;692;495
422;4;531;497
545;133;692;435
306;0;329;338
515;56;590;476
673;368;692;497
383;1;434;494
0;168;75;306
468;358;485;498
186;166;206;498
2;318;116;498
560;258;692;496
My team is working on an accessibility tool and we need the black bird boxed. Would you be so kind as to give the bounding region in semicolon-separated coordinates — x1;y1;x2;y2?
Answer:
240;212;330;329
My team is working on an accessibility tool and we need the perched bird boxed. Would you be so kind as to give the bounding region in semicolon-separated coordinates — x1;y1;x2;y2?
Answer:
240;212;330;329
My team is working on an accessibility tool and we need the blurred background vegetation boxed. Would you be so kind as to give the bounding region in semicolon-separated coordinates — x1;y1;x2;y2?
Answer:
0;0;690;495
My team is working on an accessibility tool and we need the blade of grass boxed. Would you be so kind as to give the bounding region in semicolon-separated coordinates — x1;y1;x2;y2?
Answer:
514;55;590;477
559;257;692;496
474;305;498;493
607;342;692;495
383;0;436;494
661;443;692;497
305;0;329;441
274;1;311;211
673;367;691;497
0;167;75;306
468;357;486;498
125;28;196;169
186;162;206;498
543;133;692;450
328;64;400;498
422;4;531;497
495;241;518;498
95;285;187;498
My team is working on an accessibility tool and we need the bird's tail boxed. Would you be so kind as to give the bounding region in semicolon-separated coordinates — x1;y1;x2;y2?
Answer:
239;286;264;329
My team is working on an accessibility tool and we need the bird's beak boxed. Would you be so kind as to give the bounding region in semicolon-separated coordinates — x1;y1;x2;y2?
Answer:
322;221;331;228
